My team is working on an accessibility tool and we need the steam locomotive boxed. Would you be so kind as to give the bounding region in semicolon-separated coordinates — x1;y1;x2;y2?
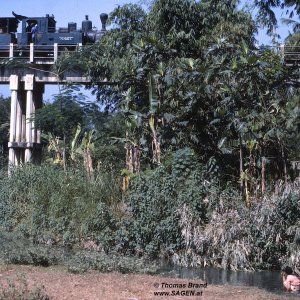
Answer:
0;12;108;52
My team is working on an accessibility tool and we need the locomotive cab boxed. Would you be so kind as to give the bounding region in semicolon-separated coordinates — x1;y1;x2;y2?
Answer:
18;14;86;49
0;17;18;46
18;15;57;47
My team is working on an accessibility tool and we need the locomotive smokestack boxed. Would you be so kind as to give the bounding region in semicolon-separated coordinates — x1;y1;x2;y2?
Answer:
100;13;108;31
82;15;92;32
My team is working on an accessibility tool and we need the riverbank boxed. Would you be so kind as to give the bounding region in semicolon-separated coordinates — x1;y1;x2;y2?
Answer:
0;265;294;300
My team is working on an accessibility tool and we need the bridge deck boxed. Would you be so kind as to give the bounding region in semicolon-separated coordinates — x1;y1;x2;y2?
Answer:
0;43;89;84
0;44;299;84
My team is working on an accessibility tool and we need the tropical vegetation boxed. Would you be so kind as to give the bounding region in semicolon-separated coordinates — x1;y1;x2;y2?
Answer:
0;0;300;272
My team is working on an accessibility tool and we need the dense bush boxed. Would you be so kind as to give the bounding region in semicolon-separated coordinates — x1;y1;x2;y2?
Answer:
66;250;157;274
0;165;120;249
113;148;300;271
115;148;221;258
0;151;300;272
0;232;157;275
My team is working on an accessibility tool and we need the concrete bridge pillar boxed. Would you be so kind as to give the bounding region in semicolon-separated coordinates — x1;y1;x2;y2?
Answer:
25;75;34;162
8;74;43;169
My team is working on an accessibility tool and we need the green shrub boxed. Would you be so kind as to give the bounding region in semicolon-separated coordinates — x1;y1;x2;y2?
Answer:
0;232;66;266
116;148;221;258
0;165;120;249
66;250;158;274
1;151;300;272
118;145;300;270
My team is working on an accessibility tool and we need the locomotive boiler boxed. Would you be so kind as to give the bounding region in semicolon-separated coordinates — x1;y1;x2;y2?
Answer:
0;12;108;53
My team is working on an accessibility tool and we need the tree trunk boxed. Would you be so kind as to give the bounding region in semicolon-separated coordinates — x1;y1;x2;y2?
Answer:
239;135;244;195
281;145;288;185
63;134;66;172
152;137;161;165
245;176;250;207
133;146;141;173
261;156;266;194
123;131;135;191
84;148;94;180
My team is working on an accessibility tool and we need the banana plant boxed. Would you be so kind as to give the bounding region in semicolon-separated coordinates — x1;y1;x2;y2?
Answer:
70;124;95;180
148;73;161;164
119;87;143;190
43;132;64;166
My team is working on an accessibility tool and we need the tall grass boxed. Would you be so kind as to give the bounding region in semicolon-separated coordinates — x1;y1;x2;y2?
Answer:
0;164;121;249
176;180;300;271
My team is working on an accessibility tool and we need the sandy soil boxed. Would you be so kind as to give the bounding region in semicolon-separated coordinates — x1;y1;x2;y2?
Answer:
0;265;295;300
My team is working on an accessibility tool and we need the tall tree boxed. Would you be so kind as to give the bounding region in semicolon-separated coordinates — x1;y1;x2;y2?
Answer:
253;0;300;34
77;0;299;195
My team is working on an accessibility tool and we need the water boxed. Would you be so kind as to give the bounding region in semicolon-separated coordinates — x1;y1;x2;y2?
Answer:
157;265;300;298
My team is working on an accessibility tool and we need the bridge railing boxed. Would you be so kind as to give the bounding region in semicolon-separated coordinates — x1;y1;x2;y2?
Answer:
278;45;300;63
0;43;299;64
251;45;300;63
0;43;83;64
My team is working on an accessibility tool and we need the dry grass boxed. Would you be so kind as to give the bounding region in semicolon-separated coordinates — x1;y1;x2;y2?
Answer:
0;265;293;300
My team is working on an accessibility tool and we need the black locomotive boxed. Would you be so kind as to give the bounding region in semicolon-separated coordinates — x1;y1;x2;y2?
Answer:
0;12;108;53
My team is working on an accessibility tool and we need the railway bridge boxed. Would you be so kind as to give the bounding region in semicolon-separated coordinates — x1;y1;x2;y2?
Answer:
0;43;89;167
0;43;299;168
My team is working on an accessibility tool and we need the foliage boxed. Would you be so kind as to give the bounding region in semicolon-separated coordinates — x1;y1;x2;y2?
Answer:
285;31;300;47
91;112;126;173
34;86;125;174
252;0;300;34
0;95;10;168
143;0;300;36
0;162;300;271
84;0;261;171
115;148;220;258
0;232;158;275
81;0;300;193
1;0;300;274
67;251;157;274
0;164;120;249
34;86;87;142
